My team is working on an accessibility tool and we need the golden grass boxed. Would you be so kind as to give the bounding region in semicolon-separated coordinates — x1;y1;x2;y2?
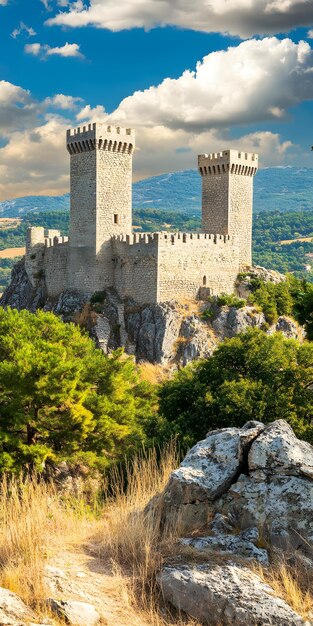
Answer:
255;560;313;620
175;297;202;318
98;444;200;625
0;475;92;609
139;362;174;385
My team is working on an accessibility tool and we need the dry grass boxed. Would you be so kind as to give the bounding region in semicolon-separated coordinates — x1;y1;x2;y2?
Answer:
255;560;313;620
0;475;93;609
139;362;174;385
97;444;199;625
175;298;202;318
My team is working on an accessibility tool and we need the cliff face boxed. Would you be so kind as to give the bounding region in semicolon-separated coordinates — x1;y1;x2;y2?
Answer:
0;259;303;365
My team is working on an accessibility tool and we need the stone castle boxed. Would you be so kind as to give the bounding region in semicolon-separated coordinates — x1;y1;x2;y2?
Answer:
25;123;258;305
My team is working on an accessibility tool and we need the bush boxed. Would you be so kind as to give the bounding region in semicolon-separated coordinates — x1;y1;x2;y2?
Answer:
159;328;313;446
215;293;246;309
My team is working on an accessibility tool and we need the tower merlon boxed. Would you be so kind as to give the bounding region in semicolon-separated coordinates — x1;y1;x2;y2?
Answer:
66;123;135;154
198;149;258;176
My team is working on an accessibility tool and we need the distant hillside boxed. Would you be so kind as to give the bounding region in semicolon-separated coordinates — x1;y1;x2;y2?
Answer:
1;166;313;218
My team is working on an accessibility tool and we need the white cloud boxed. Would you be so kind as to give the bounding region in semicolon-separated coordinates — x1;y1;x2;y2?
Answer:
45;94;83;109
46;0;313;38
11;22;36;39
108;38;313;131
24;41;84;59
307;29;313;38
25;43;42;56
76;104;106;120
0;0;9;5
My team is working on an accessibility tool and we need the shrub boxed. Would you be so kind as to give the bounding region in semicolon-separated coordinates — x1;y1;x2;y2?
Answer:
216;293;246;309
159;328;313;446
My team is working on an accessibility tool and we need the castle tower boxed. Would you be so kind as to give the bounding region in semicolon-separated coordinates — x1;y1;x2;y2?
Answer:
66;123;135;293
198;150;258;267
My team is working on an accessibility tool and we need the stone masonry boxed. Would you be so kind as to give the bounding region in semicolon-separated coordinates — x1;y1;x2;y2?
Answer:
25;123;258;305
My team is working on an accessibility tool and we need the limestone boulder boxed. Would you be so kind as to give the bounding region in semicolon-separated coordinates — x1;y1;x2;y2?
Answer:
161;421;264;530
248;420;313;479
180;532;269;565
160;562;307;625
48;599;100;626
0;586;37;625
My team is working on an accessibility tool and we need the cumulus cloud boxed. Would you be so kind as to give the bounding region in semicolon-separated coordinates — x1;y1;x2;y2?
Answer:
45;94;83;109
108;38;313;131
46;0;313;38
24;41;84;59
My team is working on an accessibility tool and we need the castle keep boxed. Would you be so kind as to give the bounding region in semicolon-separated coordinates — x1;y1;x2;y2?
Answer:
25;123;258;305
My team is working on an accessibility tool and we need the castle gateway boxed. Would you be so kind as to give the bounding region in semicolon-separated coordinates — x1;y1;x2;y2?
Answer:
25;123;258;305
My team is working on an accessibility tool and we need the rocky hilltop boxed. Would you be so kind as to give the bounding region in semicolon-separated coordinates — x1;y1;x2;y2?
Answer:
0;260;303;365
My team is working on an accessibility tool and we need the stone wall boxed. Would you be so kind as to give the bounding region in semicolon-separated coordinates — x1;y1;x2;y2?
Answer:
112;234;158;304
157;232;239;301
44;242;69;297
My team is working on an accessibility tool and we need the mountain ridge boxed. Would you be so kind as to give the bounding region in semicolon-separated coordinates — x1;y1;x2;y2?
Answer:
1;165;313;218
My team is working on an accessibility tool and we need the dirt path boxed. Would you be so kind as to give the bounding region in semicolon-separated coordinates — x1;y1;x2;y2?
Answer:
46;545;151;626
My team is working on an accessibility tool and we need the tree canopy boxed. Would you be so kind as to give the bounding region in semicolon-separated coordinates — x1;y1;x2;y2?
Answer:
159;328;313;446
0;308;156;472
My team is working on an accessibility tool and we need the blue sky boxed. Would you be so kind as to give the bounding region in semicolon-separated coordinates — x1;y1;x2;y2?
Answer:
0;0;313;200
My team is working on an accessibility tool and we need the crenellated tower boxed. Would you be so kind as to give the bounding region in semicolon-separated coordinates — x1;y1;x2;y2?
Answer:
198;150;258;267
66;122;135;293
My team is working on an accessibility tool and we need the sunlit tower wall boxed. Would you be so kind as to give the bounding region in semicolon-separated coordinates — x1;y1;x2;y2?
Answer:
66;122;135;293
198;150;258;267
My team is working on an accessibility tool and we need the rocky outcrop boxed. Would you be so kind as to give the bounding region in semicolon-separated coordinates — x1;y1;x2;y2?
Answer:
157;420;313;625
0;258;47;312
0;260;304;364
125;301;182;363
160;562;307;626
161;421;264;531
212;305;266;338
161;419;313;547
236;265;286;299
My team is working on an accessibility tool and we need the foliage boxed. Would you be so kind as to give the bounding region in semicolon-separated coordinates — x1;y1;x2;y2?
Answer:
0;308;157;472
215;293;246;309
246;278;294;324
159;328;313;446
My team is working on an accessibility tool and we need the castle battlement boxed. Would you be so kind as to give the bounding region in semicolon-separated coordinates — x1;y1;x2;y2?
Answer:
67;123;135;155
198;150;258;177
112;231;234;246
